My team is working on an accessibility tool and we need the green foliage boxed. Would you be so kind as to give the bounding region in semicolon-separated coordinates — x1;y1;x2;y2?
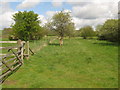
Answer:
95;24;103;36
65;23;76;37
74;30;81;37
0;30;2;38
12;11;44;41
44;21;57;36
80;26;95;39
2;28;13;38
52;11;75;38
47;30;57;36
98;19;118;42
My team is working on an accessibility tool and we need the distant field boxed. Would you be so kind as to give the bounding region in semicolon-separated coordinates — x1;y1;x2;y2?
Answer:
2;37;118;88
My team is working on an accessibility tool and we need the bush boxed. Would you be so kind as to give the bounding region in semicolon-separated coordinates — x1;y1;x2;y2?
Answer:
98;19;118;42
80;26;95;39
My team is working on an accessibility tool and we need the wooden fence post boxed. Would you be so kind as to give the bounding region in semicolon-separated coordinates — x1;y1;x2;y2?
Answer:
21;42;24;62
17;39;24;64
25;41;29;59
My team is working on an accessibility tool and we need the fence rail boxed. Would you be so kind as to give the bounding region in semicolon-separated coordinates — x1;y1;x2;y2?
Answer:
0;40;33;84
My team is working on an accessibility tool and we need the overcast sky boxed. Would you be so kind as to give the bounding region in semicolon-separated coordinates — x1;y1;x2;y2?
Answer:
0;0;119;30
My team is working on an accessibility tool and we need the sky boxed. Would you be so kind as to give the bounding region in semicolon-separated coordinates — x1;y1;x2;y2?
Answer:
0;0;119;30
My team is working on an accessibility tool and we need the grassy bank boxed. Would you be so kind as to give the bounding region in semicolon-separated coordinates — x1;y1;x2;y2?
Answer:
2;37;118;88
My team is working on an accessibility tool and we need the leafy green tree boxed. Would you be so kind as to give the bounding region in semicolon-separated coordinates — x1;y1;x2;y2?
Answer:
12;11;43;41
52;11;75;45
95;24;103;36
80;26;95;39
2;28;13;38
74;30;81;37
98;19;118;42
65;23;75;38
44;21;57;36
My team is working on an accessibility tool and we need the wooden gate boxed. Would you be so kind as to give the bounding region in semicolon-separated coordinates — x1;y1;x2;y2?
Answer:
0;40;25;84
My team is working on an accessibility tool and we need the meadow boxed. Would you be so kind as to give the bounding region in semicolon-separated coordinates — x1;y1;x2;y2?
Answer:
2;37;118;88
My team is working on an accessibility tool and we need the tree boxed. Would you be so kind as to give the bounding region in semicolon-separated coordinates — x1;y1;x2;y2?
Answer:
80;26;95;39
52;11;75;45
98;19;118;42
44;21;57;36
95;24;103;36
12;11;43;41
2;28;13;38
74;30;81;37
65;23;75;38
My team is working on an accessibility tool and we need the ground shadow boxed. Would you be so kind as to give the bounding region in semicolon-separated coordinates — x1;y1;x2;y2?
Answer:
1;65;21;84
48;43;60;46
93;42;118;47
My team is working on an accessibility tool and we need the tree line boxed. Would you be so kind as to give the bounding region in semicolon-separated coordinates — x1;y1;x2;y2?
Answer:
2;11;119;45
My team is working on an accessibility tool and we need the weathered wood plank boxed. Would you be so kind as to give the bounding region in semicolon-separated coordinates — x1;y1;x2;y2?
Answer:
4;57;17;63
2;51;21;59
0;47;18;50
2;66;8;71
0;70;11;79
9;49;22;64
2;53;15;59
21;42;24;62
0;63;21;80
9;61;19;68
0;41;17;43
0;54;6;56
12;63;21;70
2;60;12;71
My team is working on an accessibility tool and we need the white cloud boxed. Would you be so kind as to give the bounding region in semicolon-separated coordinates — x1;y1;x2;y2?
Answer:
0;11;16;30
17;0;41;9
0;2;13;14
46;11;57;18
70;2;118;29
72;17;107;30
72;2;117;19
66;0;119;3
0;2;15;30
66;1;92;6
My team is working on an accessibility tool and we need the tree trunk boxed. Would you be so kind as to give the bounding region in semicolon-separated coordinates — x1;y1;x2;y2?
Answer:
69;36;71;39
59;37;63;46
83;36;87;39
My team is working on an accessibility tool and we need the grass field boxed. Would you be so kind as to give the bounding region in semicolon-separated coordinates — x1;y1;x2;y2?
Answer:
2;37;118;88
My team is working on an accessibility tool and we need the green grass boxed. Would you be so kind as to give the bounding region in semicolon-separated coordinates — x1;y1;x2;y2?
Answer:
2;37;118;88
0;30;3;41
29;36;56;52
